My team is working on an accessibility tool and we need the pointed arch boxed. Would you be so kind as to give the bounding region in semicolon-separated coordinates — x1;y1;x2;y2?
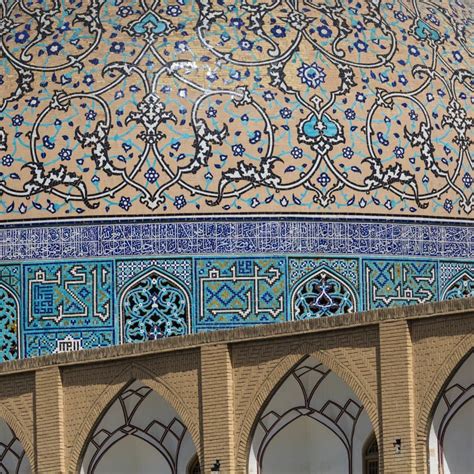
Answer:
291;266;358;320
416;337;474;471
363;432;379;474
427;350;473;474
236;343;379;469
0;403;34;473
247;355;375;473
78;377;198;474
187;454;201;473
119;268;191;343
70;363;200;473
0;416;32;474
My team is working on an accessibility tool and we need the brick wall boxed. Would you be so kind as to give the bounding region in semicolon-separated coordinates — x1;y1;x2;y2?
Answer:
0;298;471;473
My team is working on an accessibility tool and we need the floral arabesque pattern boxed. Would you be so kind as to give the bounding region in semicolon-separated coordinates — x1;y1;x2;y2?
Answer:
0;0;472;221
121;270;190;342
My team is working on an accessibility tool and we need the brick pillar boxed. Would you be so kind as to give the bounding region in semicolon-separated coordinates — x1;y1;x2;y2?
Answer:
379;320;416;473
35;367;66;473
200;344;236;473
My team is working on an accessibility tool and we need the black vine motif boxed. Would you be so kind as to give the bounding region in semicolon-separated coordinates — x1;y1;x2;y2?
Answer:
126;93;177;145
442;98;473;152
73;0;105;35
196;0;227;31
0;126;7;151
0;0;470;217
208;155;282;206
363;156;427;209
75;121;115;176
17;0;61;63
22;162;98;209
0;66;34;112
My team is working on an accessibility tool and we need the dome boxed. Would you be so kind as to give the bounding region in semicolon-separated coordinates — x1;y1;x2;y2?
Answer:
0;0;472;359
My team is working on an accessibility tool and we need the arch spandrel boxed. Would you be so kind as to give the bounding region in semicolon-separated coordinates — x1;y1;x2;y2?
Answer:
291;266;359;320
246;355;376;474
236;342;380;470
69;363;201;474
0;282;20;361
78;379;198;474
426;351;474;474
415;333;474;436
0;414;33;474
416;345;474;473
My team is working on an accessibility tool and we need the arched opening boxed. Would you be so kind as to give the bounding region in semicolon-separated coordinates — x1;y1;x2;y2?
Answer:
429;352;473;474
80;380;197;474
94;437;172;474
248;355;374;474
0;418;31;473
187;454;201;474
363;433;379;474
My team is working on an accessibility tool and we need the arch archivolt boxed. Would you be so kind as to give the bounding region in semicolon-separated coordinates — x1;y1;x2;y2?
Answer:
235;340;379;468
416;334;474;443
0;402;35;472
68;361;201;473
415;335;474;471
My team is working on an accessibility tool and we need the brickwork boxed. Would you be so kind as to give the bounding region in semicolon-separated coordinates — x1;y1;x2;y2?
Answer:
0;298;470;473
378;320;417;472
411;314;474;472
232;326;380;469
0;372;35;470
63;349;201;472
200;345;236;472
35;368;65;473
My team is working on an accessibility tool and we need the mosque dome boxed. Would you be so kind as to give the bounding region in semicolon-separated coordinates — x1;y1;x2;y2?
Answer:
0;0;472;359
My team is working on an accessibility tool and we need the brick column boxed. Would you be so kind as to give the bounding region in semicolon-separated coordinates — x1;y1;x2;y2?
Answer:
379;319;416;473
200;344;236;473
35;367;66;473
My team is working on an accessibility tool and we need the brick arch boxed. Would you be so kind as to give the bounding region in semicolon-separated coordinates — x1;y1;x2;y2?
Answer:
415;334;474;472
235;343;379;468
68;361;200;473
0;404;35;472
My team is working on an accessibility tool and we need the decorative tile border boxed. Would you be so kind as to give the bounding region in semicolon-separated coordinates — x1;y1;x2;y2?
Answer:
0;255;471;360
22;261;116;358
0;220;472;261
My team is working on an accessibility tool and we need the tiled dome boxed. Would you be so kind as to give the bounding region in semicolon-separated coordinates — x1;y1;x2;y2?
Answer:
0;0;472;359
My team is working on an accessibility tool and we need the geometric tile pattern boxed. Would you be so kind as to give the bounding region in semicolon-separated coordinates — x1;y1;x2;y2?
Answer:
439;261;474;300
0;255;470;360
116;258;192;290
363;259;438;308
22;261;115;358
195;257;286;330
